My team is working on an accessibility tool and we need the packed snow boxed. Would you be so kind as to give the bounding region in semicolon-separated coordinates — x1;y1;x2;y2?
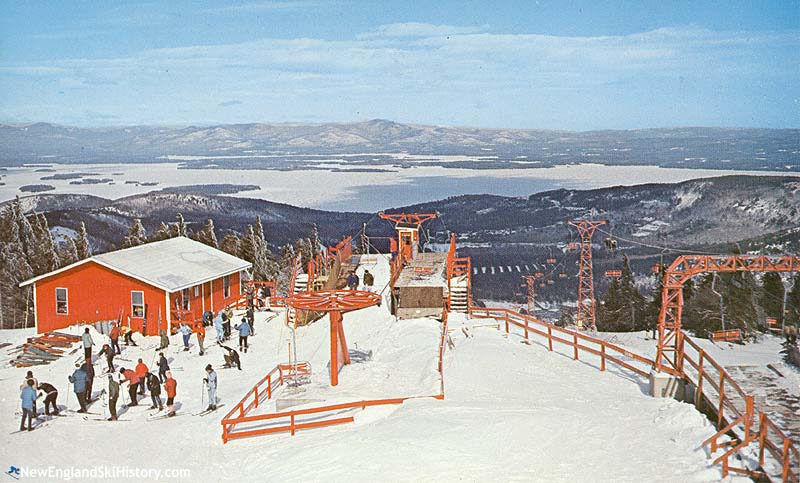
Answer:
0;256;749;482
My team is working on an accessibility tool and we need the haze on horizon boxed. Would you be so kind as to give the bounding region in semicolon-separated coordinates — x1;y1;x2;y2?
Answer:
0;1;798;131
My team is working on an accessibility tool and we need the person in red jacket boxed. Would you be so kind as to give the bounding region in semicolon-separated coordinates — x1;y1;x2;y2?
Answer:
164;371;177;417
135;359;148;396
109;322;121;355
195;322;206;356
119;367;140;406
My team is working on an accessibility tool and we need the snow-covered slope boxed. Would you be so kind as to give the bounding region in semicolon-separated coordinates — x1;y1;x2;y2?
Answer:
0;256;743;482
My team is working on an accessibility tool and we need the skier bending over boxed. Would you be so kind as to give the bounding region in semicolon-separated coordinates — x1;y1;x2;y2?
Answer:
219;344;241;370
37;382;59;416
119;367;140;407
204;365;217;411
98;344;115;373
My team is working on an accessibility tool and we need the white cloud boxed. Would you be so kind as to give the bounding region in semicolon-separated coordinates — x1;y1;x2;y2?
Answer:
203;1;323;14
357;22;487;39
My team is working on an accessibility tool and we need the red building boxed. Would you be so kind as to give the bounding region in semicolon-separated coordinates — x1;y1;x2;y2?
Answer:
20;237;252;335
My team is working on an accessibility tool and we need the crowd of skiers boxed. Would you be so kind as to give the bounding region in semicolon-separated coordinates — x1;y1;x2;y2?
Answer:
17;313;255;429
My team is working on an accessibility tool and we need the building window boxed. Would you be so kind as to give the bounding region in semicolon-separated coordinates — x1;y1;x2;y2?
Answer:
181;288;190;310
223;275;231;298
56;288;68;315
131;291;145;318
193;285;200;298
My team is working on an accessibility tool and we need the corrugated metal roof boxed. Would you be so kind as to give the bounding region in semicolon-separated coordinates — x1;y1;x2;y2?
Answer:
20;237;251;293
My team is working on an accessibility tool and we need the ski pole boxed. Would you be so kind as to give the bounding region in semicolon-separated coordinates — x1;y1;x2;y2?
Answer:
65;377;71;411
201;380;206;411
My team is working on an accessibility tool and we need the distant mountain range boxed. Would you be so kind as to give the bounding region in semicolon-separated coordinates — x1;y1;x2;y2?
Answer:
6;175;799;302
1;120;798;171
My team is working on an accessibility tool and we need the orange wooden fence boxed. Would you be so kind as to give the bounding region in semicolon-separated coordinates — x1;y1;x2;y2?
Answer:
682;334;798;482
470;306;798;483
470;307;656;378
221;307;449;443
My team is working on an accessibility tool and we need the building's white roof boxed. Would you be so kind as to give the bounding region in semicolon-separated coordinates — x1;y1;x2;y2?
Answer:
20;236;251;293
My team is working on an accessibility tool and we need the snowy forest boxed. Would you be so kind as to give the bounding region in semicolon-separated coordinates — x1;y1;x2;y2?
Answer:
0;197;322;329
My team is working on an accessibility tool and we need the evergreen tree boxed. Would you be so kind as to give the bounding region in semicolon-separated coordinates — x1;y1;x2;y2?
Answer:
58;237;79;266
151;222;173;242
239;225;257;265
123;218;147;248
29;213;59;275
197;219;218;248
595;254;647;332
75;222;92;259
219;233;241;257
0;202;33;328
786;272;800;326
760;272;785;326
175;213;187;237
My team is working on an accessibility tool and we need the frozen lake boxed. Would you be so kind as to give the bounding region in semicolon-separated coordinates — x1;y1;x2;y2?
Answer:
0;162;797;212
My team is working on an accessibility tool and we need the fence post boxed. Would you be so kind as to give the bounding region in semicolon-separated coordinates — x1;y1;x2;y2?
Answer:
254;388;259;409
504;312;509;334
744;395;753;440
547;327;553;351
696;350;705;410
782;438;790;482
573;333;578;360
717;374;726;439
524;317;529;340
291;414;295;436
267;375;272;399
600;344;606;371
758;413;766;468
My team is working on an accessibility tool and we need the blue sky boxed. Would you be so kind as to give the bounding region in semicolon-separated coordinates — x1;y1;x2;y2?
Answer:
0;1;798;130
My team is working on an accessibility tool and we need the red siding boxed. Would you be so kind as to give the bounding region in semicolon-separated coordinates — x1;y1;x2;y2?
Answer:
34;261;166;336
209;271;240;314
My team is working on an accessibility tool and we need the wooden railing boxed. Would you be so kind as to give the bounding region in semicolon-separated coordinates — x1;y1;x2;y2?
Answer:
682;334;798;482
470;307;656;378
470;306;798;482
221;306;449;443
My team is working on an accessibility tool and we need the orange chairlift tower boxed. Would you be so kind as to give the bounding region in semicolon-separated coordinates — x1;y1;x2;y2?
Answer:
379;213;437;264
522;273;544;316
656;255;800;374
567;220;607;330
285;289;382;386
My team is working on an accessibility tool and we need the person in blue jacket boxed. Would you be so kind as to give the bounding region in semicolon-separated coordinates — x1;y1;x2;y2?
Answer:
234;318;251;353
68;363;88;413
20;379;38;431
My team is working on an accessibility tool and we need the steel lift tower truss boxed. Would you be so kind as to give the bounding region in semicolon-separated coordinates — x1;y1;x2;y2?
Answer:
656;254;800;374
567;220;607;330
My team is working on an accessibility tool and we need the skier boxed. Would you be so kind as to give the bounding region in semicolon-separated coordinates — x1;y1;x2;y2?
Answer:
80;359;95;403
235;318;251;353
178;322;192;351
97;343;115;373
203;310;214;327
164;371;177;417
107;372;120;421
36;382;58;416
223;308;233;341
121;325;137;346
69;362;88;413
346;270;359;290
204;364;217;411
157;329;169;351
146;372;163;411
119;367;140;407
220;344;241;370
19;379;38;431
213;312;224;344
195;322;206;356
19;371;39;416
363;270;374;292
135;358;148;396
246;305;255;335
109;322;121;355
82;327;94;361
157;352;170;383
